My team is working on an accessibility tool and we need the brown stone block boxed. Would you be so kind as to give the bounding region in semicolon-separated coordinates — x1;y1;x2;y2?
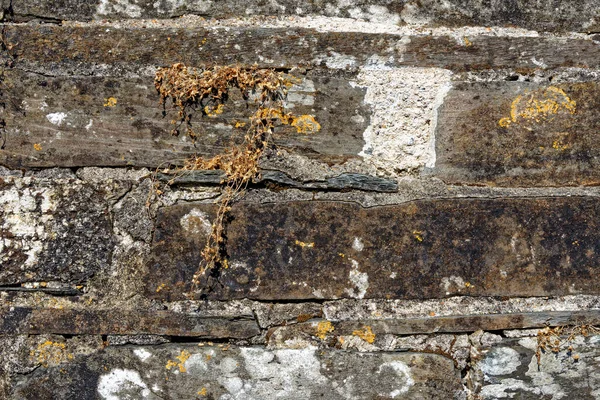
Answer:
436;81;600;186
0;69;367;168
148;197;600;300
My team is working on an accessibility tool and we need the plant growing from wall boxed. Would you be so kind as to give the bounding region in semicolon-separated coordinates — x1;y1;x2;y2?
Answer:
154;63;320;293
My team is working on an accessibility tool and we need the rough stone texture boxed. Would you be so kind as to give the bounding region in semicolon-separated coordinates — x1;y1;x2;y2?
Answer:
149;198;600;300
5;1;600;33
4;344;462;399
473;334;600;399
2;3;600;399
0;176;114;286
6;24;600;76
0;68;367;169
0;307;260;338
436;81;600;186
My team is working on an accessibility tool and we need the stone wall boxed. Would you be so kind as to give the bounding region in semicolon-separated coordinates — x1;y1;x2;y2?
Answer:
1;1;600;399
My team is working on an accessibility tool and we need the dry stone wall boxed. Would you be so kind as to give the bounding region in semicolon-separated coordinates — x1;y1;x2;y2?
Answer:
1;1;600;399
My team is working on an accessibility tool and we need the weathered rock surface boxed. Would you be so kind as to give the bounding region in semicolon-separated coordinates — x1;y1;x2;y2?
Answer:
149;198;600;300
6;344;462;399
0;177;114;286
5;1;600;33
436;81;600;186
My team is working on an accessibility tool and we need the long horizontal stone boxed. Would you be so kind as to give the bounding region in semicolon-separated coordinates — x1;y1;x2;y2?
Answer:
0;68;367;168
0;307;260;338
435;81;600;186
158;170;399;192
148;197;600;301
0;177;114;285
7;344;461;399
5;25;600;74
269;311;600;340
5;1;599;33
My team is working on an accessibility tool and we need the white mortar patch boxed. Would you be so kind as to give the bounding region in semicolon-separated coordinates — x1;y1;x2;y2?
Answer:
0;182;58;268
97;369;150;400
352;67;452;174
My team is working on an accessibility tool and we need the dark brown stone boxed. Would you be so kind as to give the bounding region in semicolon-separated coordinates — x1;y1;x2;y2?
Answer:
435;81;600;186
0;68;367;168
5;25;600;75
148;197;600;301
0;307;260;338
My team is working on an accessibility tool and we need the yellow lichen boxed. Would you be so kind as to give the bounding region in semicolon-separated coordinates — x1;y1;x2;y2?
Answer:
315;321;335;339
295;239;315;249
156;283;166;293
203;103;225;117
463;37;473;47
290;114;321;134
413;230;423;242
352;326;376;344
30;340;73;367
33;143;42;151
103;97;117;107
166;350;191;373
198;387;208;396
498;86;576;128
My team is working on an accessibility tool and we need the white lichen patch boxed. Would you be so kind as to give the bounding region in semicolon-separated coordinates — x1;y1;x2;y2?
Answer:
480;347;522;376
344;259;369;299
352;237;364;252
152;0;213;15
352;67;452;174
133;348;152;362
440;275;465;295
237;347;328;398
285;79;316;108
180;208;212;236
97;368;150;400
96;0;142;18
46;112;68;126
0;180;58;268
377;361;415;398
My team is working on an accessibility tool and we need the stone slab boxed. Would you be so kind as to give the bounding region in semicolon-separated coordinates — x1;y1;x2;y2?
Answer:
148;197;600;300
435;81;600;186
7;344;462;399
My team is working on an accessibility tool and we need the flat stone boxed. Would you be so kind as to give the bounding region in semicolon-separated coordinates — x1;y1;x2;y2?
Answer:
148;197;600;300
5;25;600;75
436;81;600;186
5;1;599;32
0;307;260;338
0;177;114;285
0;69;367;168
7;344;462;399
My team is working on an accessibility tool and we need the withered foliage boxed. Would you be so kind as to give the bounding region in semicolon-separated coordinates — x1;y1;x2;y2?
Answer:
154;63;319;292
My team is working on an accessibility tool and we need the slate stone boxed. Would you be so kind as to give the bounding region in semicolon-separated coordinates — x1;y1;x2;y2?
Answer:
148;197;600;300
436;81;600;186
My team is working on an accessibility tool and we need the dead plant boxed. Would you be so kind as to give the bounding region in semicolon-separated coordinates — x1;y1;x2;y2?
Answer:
154;63;319;293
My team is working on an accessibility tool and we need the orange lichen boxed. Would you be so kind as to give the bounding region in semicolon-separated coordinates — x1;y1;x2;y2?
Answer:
352;326;376;344
33;143;42;151
316;321;335;339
